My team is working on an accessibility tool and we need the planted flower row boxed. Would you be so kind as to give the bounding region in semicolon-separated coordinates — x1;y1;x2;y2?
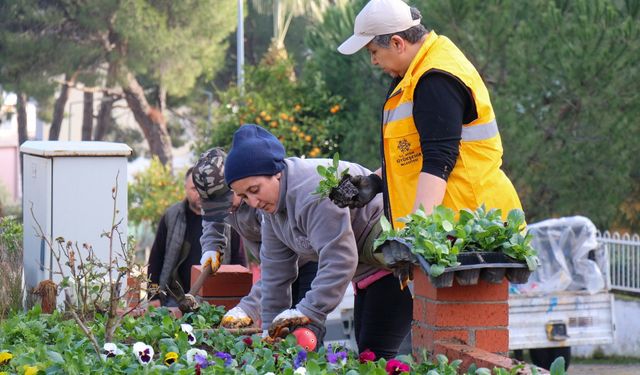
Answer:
0;304;464;374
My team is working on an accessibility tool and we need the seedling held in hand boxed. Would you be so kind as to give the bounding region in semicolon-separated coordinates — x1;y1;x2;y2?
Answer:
314;153;357;202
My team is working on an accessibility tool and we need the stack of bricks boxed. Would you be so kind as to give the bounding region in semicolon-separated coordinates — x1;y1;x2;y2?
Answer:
190;264;253;311
412;265;510;357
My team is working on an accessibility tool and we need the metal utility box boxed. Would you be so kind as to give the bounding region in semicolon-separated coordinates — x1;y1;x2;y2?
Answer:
21;141;132;306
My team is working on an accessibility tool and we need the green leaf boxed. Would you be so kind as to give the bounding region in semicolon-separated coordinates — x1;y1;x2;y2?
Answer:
442;220;453;232
47;350;64;364
549;356;566;375
379;216;392;232
429;264;445;277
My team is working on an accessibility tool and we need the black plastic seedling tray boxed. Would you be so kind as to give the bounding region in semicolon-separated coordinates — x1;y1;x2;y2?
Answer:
416;251;532;288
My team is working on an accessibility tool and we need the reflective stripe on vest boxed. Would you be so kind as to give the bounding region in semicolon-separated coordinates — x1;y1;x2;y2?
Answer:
384;103;499;142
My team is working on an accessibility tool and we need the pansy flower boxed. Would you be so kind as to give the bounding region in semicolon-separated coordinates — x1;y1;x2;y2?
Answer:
180;323;197;345
132;342;154;365
23;366;38;375
0;352;12;365
294;367;307;375
103;343;123;359
327;348;347;366
186;348;208;365
293;350;307;369
359;349;376;363
385;359;410;375
242;336;253;346
164;352;179;366
194;353;210;369
215;351;233;367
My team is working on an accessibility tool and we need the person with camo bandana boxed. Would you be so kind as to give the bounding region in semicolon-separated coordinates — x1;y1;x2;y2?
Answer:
147;167;235;306
192;148;318;328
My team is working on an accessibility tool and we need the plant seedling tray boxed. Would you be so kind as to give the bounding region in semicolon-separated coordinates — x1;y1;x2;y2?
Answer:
416;252;532;288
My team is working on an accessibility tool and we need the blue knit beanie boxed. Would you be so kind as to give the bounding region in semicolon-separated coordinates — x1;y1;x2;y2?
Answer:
224;124;286;186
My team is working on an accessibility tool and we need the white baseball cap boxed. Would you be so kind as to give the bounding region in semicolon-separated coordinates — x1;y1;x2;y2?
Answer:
337;0;421;55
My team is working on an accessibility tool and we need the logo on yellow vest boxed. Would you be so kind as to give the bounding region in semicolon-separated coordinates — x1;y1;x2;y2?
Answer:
398;138;411;153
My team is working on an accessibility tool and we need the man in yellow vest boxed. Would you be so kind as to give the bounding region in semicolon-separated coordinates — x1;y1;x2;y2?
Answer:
336;0;523;283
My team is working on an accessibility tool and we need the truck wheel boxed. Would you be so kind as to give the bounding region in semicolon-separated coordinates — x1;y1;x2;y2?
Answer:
529;347;571;370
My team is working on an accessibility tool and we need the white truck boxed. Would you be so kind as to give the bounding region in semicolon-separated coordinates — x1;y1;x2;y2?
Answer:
508;216;615;369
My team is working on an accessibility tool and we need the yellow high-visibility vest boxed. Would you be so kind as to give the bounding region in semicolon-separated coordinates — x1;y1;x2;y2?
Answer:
382;31;522;228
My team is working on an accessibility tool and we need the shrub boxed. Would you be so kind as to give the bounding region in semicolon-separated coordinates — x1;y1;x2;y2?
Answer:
0;216;24;318
195;56;349;159
128;157;185;229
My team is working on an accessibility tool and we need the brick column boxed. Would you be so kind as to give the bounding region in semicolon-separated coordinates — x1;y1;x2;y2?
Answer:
191;264;253;311
412;266;510;357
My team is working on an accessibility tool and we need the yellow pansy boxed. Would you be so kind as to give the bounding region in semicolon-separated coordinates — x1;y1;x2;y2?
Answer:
164;352;179;366
23;366;38;375
0;352;11;365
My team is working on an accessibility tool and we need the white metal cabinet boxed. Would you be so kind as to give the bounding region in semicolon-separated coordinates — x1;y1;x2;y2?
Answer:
21;141;132;306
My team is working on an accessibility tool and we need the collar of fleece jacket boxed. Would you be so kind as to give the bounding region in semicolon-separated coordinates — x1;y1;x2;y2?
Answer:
274;161;289;214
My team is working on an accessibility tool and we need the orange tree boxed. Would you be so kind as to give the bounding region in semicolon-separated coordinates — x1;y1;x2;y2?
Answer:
195;56;348;158
128;157;185;228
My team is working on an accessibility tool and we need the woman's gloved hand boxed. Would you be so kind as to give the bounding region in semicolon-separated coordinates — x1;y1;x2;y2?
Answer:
221;306;253;328
378;239;418;289
330;174;383;208
268;309;311;339
200;250;222;273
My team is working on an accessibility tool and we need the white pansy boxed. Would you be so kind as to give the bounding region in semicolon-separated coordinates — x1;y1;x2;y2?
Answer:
294;367;307;375
103;342;123;358
132;342;154;365
180;323;196;345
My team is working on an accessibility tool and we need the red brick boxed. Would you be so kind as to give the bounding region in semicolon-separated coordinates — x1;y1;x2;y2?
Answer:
413;296;427;322
411;324;433;353
425;302;508;327
200;296;242;311
475;329;509;354
414;274;508;302
413;266;431;297
434;343;547;375
433;329;469;344
191;265;253;297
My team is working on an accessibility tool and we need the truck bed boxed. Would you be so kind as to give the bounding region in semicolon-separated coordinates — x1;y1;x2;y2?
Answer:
509;290;615;350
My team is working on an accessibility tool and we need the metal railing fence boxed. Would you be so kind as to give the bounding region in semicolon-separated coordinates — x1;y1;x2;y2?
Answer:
598;231;640;295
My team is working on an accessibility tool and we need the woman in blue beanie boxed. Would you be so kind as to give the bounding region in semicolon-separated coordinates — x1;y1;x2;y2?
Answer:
224;124;412;359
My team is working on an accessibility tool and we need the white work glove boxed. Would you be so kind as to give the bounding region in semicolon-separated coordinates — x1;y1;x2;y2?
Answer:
200;250;222;273
268;309;310;339
221;306;253;328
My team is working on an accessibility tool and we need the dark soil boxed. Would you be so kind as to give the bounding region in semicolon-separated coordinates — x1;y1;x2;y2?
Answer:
329;175;359;206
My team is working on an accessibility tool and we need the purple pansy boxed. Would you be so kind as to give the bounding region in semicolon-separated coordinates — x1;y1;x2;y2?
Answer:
294;350;307;369
215;351;233;366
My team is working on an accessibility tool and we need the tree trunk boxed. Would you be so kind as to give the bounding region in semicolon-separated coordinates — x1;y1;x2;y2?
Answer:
94;95;113;141
95;59;117;141
49;74;73;141
81;91;94;141
123;72;173;167
17;92;28;146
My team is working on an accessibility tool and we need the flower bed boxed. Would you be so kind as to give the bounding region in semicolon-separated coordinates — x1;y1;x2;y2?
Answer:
0;303;560;374
0;303;435;374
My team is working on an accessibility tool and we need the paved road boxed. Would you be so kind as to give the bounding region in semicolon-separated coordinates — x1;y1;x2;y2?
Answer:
569;364;640;375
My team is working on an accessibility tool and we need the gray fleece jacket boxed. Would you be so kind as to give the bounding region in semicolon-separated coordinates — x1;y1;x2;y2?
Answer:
260;157;384;329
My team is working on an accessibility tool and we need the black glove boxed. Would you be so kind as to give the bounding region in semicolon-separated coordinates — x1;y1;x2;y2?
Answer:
379;239;418;288
329;174;383;208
